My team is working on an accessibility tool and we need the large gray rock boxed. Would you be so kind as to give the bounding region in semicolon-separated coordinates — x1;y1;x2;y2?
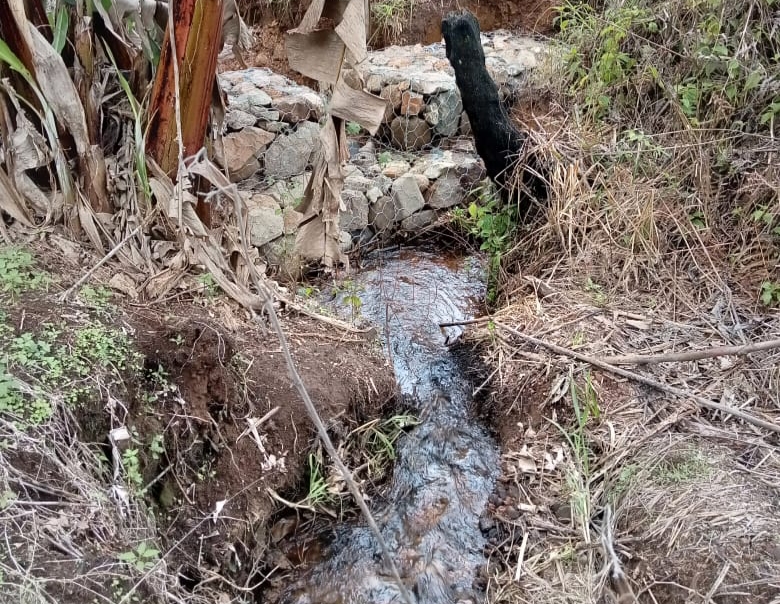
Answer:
265;121;320;179
222;127;276;181
344;172;374;194
225;109;257;131
401;209;437;232
427;173;465;209
392;174;425;220
340;190;369;231
249;206;284;247
231;89;273;113
389;116;432;151
261;234;303;281
424;90;463;137
368;196;398;233
265;173;309;208
276;93;324;123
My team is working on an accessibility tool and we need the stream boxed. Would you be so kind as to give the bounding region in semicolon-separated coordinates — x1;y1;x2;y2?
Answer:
281;249;499;604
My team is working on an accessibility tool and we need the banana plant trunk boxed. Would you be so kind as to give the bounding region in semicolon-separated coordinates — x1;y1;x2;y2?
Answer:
147;0;223;184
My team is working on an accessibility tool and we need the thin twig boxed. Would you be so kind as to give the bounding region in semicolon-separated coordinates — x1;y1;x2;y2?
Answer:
264;299;415;604
494;322;780;434
59;217;152;302
439;317;492;328
603;338;780;365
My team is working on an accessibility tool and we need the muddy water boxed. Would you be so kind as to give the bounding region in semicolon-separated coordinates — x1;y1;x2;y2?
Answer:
281;250;499;604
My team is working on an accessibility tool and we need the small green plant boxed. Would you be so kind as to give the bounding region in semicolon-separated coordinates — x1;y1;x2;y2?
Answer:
688;210;707;230
79;284;114;314
301;452;331;507
652;450;710;484
0;247;49;300
759;281;780;307
345;121;362;136
196;273;220;299
377;150;393;167
371;0;412;43
349;413;419;480
121;448;144;492
451;182;517;302
584;277;607;306
149;434;165;461
117;541;160;572
338;280;364;323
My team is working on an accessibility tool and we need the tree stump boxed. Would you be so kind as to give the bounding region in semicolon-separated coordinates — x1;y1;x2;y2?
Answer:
441;11;545;216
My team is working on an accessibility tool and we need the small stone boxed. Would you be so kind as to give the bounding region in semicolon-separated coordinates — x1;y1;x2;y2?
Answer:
389;116;432;151
459;111;472;136
249;206;284;247
365;73;384;93
248;107;281;122
344;172;374;194
339;231;353;253
222;127;274;181
392;174;425;220
264;121;320;179
261;120;289;133
400;209;436;232
408;72;455;95
366;186;383;204
380;85;402;122
225;109;257;131
381;159;411;179
400;90;424;116
479;516;496;532
425;89;463;137
275;93;323;123
231;89;272;112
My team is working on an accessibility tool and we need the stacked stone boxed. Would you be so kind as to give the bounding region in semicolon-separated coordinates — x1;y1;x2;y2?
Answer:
218;68;325;183
358;32;545;151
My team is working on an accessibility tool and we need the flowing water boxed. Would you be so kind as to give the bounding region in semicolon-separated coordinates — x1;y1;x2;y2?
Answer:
282;249;499;604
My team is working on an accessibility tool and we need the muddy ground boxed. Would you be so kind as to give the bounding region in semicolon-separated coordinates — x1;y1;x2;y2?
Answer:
0;238;399;603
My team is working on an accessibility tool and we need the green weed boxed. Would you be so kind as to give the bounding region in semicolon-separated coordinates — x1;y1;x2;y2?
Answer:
451;182;518;302
346;121;362;136
117;541;160;573
196;273;221;300
759;281;780;307
0;247;49;300
301;452;332;507
121;448;144;493
347;413;419;480
78;284;114;314
652;450;710;485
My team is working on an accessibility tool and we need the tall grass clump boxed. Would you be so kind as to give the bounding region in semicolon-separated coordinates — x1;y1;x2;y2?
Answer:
510;0;779;304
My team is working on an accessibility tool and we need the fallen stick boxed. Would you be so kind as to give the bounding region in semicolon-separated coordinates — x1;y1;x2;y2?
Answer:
494;322;780;434
603;338;780;365
438;317;492;328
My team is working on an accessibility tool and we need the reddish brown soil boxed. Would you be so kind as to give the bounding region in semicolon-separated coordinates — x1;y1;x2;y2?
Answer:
393;0;557;47
3;239;397;598
227;0;556;80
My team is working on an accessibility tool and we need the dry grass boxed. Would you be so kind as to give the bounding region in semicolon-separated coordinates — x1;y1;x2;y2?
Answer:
0;402;208;604
472;2;780;599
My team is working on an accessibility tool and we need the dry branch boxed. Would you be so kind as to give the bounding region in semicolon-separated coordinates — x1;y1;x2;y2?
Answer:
602;338;780;365
494;321;780;434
